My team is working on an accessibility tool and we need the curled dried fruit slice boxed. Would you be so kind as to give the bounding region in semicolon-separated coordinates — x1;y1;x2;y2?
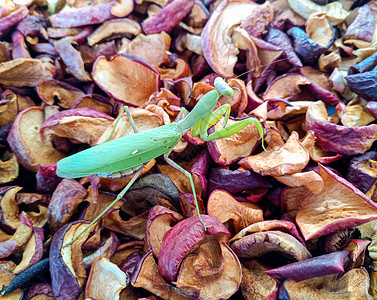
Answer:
207;190;263;232
231;230;311;261
158;215;230;282
85;257;127;299
239;131;309;176
296;165;377;240
306;101;377;155
7;107;65;172
93;54;159;106
201;0;259;77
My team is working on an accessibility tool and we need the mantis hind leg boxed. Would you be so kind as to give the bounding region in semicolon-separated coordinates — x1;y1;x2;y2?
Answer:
163;154;207;231
64;166;144;247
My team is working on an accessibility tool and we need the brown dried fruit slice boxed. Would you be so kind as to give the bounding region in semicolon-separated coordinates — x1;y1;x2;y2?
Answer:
0;152;19;184
207;190;263;232
208;117;263;165
201;0;259;77
132;251;193;300
146;205;183;258
88;18;141;46
282;267;370;299
40;108;114;146
274;171;324;194
93;54;159;106
337;104;375;127
239;131;309;176
263;74;311;101
241;260;278;300
296;164;377;240
358;219;377;260
175;243;241;299
37;80;85;109
85;257;127;299
0;58;53;87
7;107;65;172
0;267;22;299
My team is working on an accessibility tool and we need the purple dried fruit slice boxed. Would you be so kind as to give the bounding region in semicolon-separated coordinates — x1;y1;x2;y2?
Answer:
231;230;311;261
265;250;349;282
158;215;230;282
306;101;377;155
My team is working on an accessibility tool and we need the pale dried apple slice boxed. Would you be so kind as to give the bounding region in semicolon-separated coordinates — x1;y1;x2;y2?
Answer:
7;107;65;172
296;164;377;240
207;190;263;232
93;54;159;106
201;0;259;77
85;257;127;299
239;131;309;176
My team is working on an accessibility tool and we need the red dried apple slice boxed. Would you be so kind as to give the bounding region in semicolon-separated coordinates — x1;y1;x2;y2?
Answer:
7;107;65;172
296;164;377;240
40;107;114;146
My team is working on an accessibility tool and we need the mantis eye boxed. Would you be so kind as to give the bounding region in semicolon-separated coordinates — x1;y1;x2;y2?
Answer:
214;77;234;97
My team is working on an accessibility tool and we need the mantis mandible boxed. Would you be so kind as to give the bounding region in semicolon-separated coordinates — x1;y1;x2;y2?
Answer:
57;77;264;245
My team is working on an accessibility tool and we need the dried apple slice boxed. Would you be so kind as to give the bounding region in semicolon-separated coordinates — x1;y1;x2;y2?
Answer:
241;260;278;300
49;2;117;27
158;215;230;282
231;230;311;261
0;267;22;299
207;167;272;195
11;227;44;274
25;283;53;299
296;164;377;240
7;107;65;172
132;251;193;300
93;54;159;106
175;243;241;299
0;58;53;87
37;80;85;109
146;205;183;257
85;257;127;299
208;117;263;165
47;179;88;233
306;101;377;155
274;171;324;194
230;220;305;246
88;18;141;46
40;107;114;146
142;0;195;34
239;131;309;176
201;0;259;77
265;250;349;282
50;222;87;299
281;267;370;299
358;220;377;260
0;151;18;184
207;190;263;232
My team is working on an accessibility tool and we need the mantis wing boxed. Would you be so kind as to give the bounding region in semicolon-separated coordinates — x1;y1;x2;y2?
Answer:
57;123;182;178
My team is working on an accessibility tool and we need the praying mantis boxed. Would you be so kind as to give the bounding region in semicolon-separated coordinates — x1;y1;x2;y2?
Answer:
57;77;265;245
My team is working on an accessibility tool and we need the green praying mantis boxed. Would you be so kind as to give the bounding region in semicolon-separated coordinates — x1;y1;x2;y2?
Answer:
57;77;265;245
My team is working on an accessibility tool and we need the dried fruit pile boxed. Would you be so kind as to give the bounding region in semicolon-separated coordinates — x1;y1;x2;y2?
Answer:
1;0;377;299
